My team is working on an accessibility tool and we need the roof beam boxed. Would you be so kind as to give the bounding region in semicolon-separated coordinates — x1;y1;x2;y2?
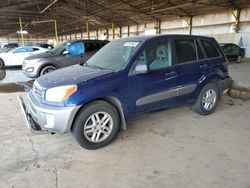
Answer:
119;0;158;21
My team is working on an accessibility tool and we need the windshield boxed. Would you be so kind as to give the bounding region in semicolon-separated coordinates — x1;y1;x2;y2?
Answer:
49;42;67;54
86;40;141;71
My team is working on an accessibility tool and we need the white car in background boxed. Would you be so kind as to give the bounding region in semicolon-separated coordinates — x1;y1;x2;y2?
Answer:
0;46;48;67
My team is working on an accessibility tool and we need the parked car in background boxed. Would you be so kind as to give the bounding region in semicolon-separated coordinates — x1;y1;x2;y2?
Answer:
19;35;231;149
3;43;19;49
0;46;48;67
0;48;12;53
220;43;245;63
22;39;109;78
38;43;54;49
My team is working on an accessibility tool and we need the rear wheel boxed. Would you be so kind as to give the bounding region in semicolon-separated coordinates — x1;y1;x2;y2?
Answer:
39;65;57;76
72;100;120;150
237;55;242;63
194;83;219;115
0;59;4;67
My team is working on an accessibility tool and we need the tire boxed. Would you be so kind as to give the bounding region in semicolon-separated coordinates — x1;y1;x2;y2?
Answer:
39;65;57;76
237;55;242;63
194;83;219;115
72;100;120;150
0;58;4;67
0;69;6;80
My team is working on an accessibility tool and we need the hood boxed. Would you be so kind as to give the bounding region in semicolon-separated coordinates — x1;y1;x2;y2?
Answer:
24;51;59;60
36;64;113;89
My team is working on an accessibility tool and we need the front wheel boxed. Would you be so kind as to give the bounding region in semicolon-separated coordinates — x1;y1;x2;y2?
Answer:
194;83;219;115
72;100;120;150
39;65;57;76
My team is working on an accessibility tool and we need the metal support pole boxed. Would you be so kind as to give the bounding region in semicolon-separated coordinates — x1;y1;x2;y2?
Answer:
112;23;115;39
106;28;109;40
128;25;130;37
232;9;241;33
119;27;122;38
96;29;99;39
156;20;161;34
189;17;193;35
54;19;58;44
19;17;24;46
86;21;90;39
183;16;193;35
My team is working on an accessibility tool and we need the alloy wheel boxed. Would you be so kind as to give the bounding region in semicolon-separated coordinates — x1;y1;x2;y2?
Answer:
202;89;217;111
83;111;113;143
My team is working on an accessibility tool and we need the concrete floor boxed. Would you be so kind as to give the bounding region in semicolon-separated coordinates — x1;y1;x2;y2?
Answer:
0;60;250;188
229;59;250;83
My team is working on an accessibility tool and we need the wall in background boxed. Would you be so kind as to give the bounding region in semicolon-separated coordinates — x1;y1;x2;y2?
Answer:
1;8;250;56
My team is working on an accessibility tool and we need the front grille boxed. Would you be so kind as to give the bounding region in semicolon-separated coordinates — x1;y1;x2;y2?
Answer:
33;82;42;100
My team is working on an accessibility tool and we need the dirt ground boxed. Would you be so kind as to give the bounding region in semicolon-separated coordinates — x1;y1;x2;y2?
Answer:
0;60;250;188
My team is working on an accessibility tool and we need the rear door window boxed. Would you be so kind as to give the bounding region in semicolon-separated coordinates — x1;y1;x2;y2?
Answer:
101;42;108;47
85;42;101;52
175;39;197;64
201;39;220;58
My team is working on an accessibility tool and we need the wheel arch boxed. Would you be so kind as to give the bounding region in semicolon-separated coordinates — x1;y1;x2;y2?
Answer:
195;74;221;101
38;63;60;75
71;96;127;131
0;58;5;67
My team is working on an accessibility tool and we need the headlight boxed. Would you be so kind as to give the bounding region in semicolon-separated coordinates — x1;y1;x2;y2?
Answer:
45;85;77;102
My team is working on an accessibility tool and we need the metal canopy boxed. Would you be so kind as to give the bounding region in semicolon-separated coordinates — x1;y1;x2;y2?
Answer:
0;0;249;37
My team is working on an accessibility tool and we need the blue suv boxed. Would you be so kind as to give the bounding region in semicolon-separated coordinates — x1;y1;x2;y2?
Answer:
18;35;231;149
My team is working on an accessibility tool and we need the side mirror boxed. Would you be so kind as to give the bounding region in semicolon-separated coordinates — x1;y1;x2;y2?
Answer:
63;50;69;55
135;64;148;74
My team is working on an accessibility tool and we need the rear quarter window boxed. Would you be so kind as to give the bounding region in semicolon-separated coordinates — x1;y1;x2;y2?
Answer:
201;39;220;58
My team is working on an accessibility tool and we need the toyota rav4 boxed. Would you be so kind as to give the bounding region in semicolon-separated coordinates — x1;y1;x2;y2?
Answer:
18;35;231;149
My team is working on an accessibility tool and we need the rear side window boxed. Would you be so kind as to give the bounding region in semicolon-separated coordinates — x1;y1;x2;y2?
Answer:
175;39;196;64
85;42;101;52
201;40;220;58
15;47;33;53
231;44;239;50
101;42;108;47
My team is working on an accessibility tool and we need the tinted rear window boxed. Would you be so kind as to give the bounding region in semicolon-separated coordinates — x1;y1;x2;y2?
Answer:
85;42;101;52
175;39;196;64
201;39;220;58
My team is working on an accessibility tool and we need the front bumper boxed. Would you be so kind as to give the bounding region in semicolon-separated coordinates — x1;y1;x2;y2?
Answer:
18;92;81;134
22;64;40;78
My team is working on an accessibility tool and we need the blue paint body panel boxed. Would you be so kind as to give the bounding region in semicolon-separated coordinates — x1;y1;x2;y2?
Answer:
35;34;230;121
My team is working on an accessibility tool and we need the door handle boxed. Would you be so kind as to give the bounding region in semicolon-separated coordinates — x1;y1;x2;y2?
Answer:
165;70;176;77
200;64;209;68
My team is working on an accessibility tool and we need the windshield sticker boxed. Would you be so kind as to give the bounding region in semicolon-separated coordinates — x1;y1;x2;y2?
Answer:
123;42;139;47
